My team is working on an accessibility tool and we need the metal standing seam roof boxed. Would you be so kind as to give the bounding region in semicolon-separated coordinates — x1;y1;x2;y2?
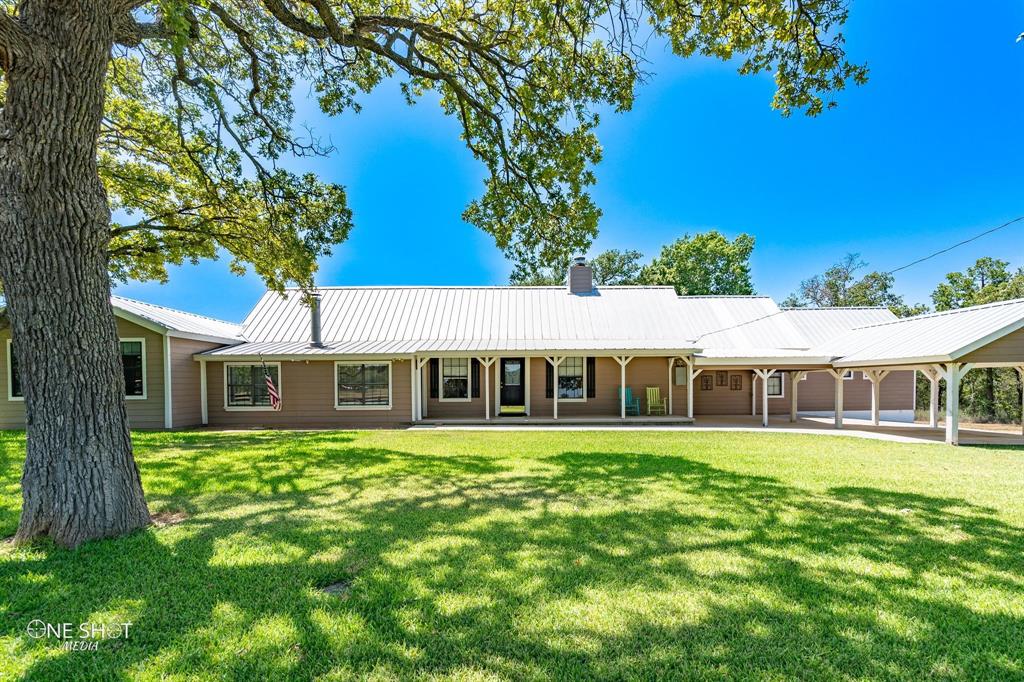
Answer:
679;296;810;353
824;298;1024;366
212;286;702;357
112;295;243;341
780;307;897;347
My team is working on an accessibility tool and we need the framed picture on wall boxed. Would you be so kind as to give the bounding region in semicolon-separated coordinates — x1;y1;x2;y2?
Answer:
716;370;728;386
730;375;742;391
700;374;714;391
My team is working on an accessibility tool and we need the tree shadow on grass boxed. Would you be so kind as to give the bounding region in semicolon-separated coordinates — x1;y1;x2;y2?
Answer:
2;442;1023;680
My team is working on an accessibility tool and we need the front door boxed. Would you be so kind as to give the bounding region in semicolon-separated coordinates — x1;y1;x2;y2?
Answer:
500;358;526;413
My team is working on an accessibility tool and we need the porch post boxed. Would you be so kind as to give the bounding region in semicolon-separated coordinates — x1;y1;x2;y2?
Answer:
751;372;757;416
416;356;430;419
667;357;675;416
685;357;696;419
827;369;844;429
477;357;496;420
614;355;634;419
790;371;807;423
865;369;890;426
546;356;564;419
410;359;417;422
199;359;208;426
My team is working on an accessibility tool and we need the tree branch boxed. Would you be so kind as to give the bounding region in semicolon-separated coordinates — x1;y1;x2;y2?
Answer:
0;11;30;68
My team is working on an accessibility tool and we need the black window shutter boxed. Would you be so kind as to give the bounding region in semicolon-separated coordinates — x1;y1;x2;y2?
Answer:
429;358;439;399
586;357;596;398
472;359;481;398
545;361;553;399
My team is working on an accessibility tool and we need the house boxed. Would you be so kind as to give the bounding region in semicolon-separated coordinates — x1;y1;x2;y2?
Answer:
2;258;1023;444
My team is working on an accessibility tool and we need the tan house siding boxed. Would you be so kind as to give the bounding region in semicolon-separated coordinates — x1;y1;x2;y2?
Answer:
962;326;1024;364
206;359;412;428
0;318;165;430
691;369;916;415
170;338;223;428
528;356;674;417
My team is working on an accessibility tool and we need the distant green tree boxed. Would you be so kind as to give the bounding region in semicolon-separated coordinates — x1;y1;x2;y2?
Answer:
510;249;643;286
640;231;755;295
785;253;926;317
591;250;643;285
930;258;1024;422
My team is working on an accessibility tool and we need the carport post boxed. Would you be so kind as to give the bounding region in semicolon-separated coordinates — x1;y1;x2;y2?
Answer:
827;369;844;429
1017;367;1024;437
752;369;776;427
864;369;890;426
942;362;974;445
790;371;807;422
923;366;942;429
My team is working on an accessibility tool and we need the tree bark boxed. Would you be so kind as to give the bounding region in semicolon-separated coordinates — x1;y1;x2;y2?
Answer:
0;1;150;548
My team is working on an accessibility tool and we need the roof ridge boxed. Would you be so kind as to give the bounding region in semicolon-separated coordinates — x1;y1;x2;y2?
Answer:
679;295;772;299
288;284;677;291
781;306;890;311
112;294;240;327
847;297;1024;331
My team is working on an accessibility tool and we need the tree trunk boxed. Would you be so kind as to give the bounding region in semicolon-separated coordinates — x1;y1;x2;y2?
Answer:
0;1;149;548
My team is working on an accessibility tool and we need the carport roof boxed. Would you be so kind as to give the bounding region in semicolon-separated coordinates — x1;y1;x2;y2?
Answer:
827;298;1024;367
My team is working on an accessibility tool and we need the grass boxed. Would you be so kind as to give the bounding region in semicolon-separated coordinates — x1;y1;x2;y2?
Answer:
0;430;1023;681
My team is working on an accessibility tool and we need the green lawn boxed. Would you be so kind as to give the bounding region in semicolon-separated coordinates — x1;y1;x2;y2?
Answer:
1;430;1023;681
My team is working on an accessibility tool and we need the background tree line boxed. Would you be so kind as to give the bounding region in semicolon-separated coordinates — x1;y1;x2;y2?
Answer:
527;232;1024;425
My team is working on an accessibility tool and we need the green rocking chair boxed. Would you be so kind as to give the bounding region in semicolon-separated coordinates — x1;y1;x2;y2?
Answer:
646;386;667;415
617;387;641;416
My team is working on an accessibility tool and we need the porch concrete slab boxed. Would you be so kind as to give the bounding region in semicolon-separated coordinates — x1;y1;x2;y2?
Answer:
414;414;1024;446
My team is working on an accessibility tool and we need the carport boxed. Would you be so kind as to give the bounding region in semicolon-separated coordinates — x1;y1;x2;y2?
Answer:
826;299;1024;445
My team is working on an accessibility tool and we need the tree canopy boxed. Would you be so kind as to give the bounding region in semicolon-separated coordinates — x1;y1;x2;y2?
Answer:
1;0;867;289
641;231;756;295
783;253;926;317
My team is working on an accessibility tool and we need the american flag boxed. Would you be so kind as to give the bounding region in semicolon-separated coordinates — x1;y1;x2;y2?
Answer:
262;357;281;410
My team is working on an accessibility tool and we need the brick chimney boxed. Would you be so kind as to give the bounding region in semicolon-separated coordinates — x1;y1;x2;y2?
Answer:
567;256;594;294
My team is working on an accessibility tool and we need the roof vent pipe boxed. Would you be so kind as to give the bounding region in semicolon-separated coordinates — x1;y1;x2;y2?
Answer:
567;256;594;295
308;292;324;348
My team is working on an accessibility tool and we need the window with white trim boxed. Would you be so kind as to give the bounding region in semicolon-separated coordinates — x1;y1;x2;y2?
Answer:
557;356;585;400
121;340;146;397
843;370;855;380
226;363;280;408
336;362;391;408
441;358;470;400
767;374;784;398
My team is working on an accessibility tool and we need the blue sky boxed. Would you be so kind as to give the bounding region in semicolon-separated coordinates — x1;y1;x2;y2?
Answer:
116;1;1024;322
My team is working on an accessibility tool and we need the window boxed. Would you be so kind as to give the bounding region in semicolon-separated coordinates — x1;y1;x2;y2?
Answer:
843;370;856;380
336;362;391;409
120;340;146;398
557;356;585;400
226;363;280;409
7;338;145;400
441;358;470;400
6;340;22;400
767;374;784;398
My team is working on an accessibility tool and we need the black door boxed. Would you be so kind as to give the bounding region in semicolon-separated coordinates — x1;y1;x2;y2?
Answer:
500;358;525;412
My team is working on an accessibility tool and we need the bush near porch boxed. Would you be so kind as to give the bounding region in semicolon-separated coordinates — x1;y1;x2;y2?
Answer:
1;430;1023;680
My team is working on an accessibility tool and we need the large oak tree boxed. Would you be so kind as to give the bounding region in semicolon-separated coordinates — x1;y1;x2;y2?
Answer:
0;0;866;547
